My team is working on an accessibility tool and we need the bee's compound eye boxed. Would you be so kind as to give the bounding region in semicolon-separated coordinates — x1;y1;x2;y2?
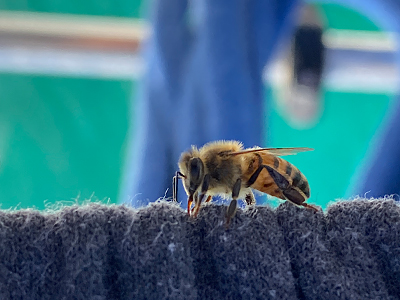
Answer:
188;158;204;194
189;158;203;181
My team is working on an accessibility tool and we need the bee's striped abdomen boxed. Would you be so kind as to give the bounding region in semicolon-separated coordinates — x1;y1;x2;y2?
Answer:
285;163;293;177
243;152;310;204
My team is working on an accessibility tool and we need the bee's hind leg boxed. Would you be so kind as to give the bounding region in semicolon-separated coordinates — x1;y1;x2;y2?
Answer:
300;202;320;212
226;178;242;227
266;166;320;212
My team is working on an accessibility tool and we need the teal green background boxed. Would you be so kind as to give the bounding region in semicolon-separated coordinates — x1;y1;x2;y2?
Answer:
318;3;380;31
0;0;144;18
0;75;133;209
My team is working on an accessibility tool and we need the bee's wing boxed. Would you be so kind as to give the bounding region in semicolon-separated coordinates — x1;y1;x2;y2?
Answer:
228;147;313;157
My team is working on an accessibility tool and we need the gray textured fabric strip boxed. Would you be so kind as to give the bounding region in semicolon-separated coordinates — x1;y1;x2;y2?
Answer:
0;199;399;299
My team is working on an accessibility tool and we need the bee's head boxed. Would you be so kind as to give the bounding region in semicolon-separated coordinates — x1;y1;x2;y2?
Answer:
178;148;204;196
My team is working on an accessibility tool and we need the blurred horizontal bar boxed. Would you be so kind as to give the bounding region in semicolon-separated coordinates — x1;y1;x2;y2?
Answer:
0;47;144;79
323;29;398;52
0;10;151;51
322;29;399;52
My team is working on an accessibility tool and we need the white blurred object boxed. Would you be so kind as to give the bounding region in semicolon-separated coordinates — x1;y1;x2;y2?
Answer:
323;29;398;52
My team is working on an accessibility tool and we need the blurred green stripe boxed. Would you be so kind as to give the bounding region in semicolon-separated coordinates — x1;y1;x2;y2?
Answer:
0;74;134;209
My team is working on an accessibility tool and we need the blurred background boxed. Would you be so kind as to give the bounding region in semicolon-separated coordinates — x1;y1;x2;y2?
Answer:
0;0;398;210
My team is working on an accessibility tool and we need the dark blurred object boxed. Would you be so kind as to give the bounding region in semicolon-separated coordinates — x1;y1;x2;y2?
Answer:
293;26;324;93
285;5;325;124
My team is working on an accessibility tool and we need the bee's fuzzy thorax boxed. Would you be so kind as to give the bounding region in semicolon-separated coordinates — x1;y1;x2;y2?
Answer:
199;140;244;155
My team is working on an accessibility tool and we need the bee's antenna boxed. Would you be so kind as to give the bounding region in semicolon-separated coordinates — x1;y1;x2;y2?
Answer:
172;171;185;202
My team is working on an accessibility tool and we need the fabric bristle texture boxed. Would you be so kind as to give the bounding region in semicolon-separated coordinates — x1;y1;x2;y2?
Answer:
0;199;399;299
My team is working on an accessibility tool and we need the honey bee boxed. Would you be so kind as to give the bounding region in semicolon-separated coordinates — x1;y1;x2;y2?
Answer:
173;140;319;225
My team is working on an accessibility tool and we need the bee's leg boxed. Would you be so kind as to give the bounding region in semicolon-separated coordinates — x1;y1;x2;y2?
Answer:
192;195;212;215
300;202;320;212
226;200;237;228
226;178;242;227
190;192;199;215
245;190;256;206
191;197;203;218
192;174;211;218
194;195;212;213
187;194;194;215
264;166;289;190
265;166;320;212
246;165;265;187
280;184;317;211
